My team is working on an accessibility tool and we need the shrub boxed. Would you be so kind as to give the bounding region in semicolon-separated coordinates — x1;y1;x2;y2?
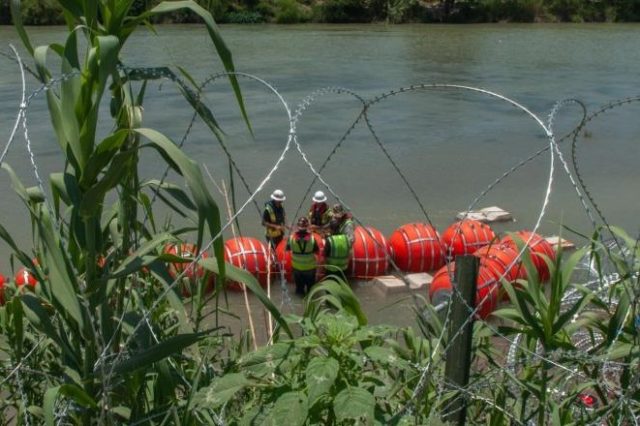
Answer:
274;0;309;23
225;10;266;22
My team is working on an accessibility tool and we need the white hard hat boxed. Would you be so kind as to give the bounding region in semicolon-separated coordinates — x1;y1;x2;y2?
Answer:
312;190;327;203
271;189;286;201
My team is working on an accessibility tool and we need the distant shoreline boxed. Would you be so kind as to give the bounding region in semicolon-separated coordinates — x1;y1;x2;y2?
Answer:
2;0;639;26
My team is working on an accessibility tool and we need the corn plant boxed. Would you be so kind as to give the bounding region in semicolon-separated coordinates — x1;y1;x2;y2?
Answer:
0;1;288;424
468;230;640;424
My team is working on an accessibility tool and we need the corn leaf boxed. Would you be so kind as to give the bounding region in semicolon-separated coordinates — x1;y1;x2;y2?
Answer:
108;332;208;375
9;0;34;55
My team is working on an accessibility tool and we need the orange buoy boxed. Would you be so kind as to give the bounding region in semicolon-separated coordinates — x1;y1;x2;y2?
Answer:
441;219;496;259
501;231;556;282
224;237;271;291
350;226;389;279
474;244;526;283
389;223;445;272
275;233;326;283
15;267;37;288
0;273;6;305
428;263;502;319
164;243;212;296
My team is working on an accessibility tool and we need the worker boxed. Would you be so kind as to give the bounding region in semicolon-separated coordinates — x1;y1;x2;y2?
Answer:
262;189;286;249
307;190;331;234
329;203;355;245
286;217;319;296
324;233;351;281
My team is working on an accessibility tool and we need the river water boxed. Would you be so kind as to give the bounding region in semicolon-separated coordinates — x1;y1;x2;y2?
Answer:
0;24;639;335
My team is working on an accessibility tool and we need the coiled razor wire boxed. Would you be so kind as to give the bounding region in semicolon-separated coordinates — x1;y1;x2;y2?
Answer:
1;47;639;423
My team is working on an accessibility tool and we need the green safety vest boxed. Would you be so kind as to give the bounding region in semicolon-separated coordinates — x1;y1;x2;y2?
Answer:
289;235;317;271
325;234;350;272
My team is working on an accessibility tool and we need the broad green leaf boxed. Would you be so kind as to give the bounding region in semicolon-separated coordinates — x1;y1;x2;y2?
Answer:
333;387;375;423
308;278;367;326
21;294;60;344
135;128;225;280
305;357;339;405
44;386;61;426
108;332;208;375
80;149;135;217
81;130;129;187
3;165;83;329
269;392;308;426
364;345;406;367
607;289;630;345
60;34;81;166
109;232;173;278
239;342;295;376
199;258;292;338
194;373;250;409
143;1;251;133
43;384;97;426
143;180;197;211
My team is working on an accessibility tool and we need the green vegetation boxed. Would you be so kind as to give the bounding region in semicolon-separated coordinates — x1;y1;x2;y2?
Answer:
1;0;640;24
1;0;639;424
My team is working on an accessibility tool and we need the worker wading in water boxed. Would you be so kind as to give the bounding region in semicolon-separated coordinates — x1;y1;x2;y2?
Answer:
286;217;319;296
324;233;351;281
307;190;331;234
262;189;287;249
329;203;355;245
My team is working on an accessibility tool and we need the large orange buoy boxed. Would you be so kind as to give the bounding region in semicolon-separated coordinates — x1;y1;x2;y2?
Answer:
428;263;502;319
164;243;212;296
351;226;389;279
388;223;445;272
501;231;556;282
0;274;6;305
474;244;526;283
224;237;271;291
15;267;37;288
441;219;496;259
275;233;326;283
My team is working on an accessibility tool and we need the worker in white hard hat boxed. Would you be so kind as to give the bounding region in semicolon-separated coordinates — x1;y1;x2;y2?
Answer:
262;189;287;249
307;190;331;235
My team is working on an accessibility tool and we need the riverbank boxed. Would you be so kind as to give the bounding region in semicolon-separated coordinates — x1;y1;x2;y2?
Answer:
1;0;639;25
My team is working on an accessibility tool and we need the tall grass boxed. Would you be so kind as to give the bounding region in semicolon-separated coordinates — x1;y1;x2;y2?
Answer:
0;1;288;424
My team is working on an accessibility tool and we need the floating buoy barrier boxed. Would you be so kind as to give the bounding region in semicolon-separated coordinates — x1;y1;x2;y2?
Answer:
473;244;526;283
389;223;444;273
351;226;389;279
501;230;556;282
441;219;496;258
164;243;212;296
429;262;502;319
224;237;271;291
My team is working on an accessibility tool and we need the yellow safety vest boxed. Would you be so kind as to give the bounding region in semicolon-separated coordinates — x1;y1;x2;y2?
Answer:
265;203;284;238
289;235;317;271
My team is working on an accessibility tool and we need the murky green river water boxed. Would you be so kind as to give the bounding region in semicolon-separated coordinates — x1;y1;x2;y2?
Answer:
0;24;639;335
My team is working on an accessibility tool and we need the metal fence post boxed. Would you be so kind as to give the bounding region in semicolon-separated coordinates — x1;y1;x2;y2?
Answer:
443;255;479;425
